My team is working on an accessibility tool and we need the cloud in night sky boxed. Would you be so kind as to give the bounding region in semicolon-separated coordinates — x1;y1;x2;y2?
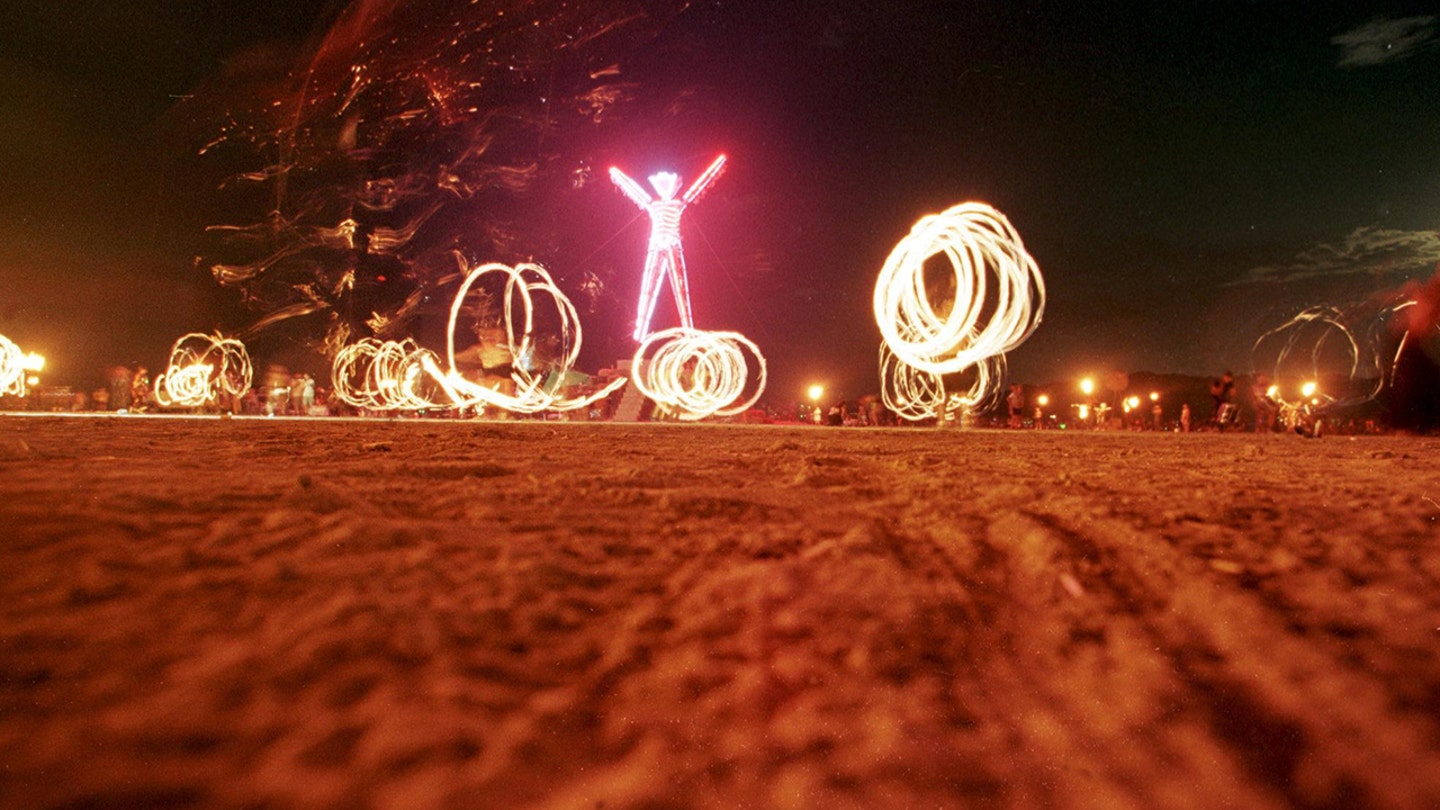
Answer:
1237;227;1440;285
1332;16;1438;68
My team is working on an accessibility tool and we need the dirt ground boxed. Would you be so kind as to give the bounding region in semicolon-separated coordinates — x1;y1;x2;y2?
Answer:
1;414;1438;809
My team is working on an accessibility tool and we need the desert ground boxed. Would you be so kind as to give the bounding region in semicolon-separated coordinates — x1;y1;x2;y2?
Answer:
1;414;1438;809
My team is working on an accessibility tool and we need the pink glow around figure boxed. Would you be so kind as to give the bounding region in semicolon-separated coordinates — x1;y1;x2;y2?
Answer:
609;154;727;341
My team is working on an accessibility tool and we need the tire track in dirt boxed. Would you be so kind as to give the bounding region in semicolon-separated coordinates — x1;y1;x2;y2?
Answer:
1016;497;1440;810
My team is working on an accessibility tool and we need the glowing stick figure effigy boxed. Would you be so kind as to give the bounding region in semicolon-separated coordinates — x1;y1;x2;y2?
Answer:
873;202;1045;420
423;260;627;414
153;333;253;409
630;327;767;421
609;154;727;341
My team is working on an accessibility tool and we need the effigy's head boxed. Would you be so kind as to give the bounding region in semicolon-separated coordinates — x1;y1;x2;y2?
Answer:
648;172;682;200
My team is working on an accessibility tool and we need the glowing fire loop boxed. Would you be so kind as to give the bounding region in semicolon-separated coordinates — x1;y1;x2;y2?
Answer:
425;261;627;414
874;202;1046;376
1250;301;1419;410
610;154;727;341
878;340;1006;422
873;202;1044;421
332;338;440;411
0;334;27;396
153;333;253;408
629;327;767;421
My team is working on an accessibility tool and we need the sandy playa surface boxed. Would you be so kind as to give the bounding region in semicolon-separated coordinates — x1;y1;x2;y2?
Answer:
1;415;1438;809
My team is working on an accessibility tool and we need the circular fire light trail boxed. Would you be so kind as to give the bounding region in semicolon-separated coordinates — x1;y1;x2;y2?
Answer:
427;261;626;414
153;333;253;409
0;334;25;396
873;202;1045;378
630;327;767;421
332;338;441;411
878;340;1005;422
1250;302;1419;409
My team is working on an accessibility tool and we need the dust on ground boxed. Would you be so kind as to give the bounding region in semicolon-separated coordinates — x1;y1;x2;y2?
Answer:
1;415;1438;809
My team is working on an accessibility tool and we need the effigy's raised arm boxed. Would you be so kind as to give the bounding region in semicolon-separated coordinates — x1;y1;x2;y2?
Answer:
682;154;727;204
609;166;653;210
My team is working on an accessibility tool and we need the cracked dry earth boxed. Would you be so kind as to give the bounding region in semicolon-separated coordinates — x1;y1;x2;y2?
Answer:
1;415;1439;809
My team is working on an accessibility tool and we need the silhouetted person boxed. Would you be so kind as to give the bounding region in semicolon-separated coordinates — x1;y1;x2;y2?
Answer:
1389;269;1440;433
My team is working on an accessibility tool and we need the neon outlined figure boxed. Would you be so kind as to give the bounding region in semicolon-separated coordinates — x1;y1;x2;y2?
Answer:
609;154;727;341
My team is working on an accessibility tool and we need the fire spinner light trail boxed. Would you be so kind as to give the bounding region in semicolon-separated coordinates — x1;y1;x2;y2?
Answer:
0;334;28;396
610;154;726;341
873;202;1044;421
878;339;1005;422
873;202;1045;377
332;338;440;411
630;327;767;421
1250;301;1420;410
424;261;627;414
153;333;253;409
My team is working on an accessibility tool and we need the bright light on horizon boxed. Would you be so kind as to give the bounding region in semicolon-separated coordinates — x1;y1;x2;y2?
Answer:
808;384;824;402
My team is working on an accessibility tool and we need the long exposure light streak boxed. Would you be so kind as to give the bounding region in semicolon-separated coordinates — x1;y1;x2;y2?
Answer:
610;154;726;341
426;261;626;413
878;340;1006;422
153;333;253;409
630;327;766;420
873;202;1045;376
331;338;440;411
0;334;27;397
873;202;1044;421
1250;301;1419;409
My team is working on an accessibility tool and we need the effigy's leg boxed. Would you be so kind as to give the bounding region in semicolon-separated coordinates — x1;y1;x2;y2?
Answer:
667;246;694;330
633;251;666;341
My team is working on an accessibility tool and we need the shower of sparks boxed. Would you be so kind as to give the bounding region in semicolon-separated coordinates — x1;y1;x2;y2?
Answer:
426;260;626;414
610;154;727;341
629;326;766;420
873;202;1044;420
153;333;254;409
331;338;441;411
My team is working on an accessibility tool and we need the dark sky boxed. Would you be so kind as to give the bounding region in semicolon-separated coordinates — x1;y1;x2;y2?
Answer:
2;1;1438;404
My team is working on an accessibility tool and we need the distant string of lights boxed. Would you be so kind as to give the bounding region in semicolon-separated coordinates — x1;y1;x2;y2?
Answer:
630;327;767;420
153;333;253;408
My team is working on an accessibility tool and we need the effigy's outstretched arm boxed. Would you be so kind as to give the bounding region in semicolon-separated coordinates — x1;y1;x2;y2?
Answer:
682;154;727;204
609;167;654;210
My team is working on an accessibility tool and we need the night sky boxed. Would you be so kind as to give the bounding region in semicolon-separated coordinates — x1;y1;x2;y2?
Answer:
2;1;1438;404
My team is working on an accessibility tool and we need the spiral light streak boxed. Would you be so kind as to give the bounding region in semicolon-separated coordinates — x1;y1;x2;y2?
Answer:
428;261;626;414
0;334;26;396
878;340;1005;422
331;338;441;411
153;333;253;408
874;202;1045;376
630;327;767;420
1250;303;1414;408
